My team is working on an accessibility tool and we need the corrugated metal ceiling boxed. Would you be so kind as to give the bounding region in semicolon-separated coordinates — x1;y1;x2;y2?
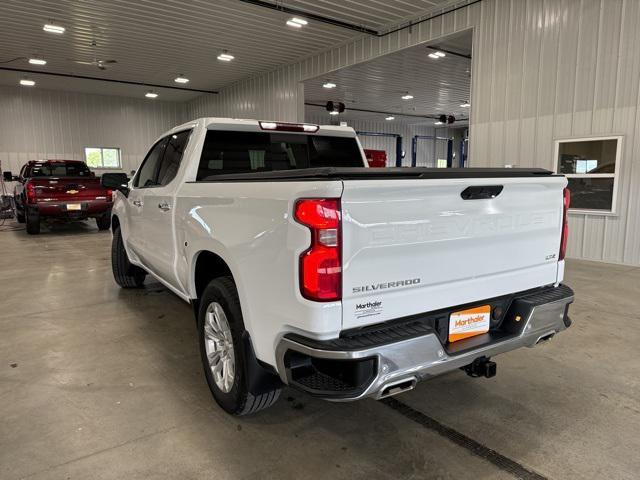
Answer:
0;0;457;98
304;30;472;125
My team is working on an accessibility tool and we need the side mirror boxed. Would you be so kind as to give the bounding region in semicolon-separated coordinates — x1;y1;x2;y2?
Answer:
101;173;130;196
3;171;18;182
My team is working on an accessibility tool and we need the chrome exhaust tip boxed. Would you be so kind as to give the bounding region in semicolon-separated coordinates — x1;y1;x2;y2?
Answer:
378;377;417;399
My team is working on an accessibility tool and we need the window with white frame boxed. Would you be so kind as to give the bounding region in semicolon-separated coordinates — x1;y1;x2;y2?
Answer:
554;136;621;213
84;147;121;169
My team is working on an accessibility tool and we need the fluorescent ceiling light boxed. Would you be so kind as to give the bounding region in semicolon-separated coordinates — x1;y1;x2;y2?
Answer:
174;76;189;84
323;82;336;89
401;94;414;100
435;51;446;57
217;52;234;61
290;17;308;25
385;116;395;121
434;121;443;125
43;24;65;34
329;111;339;115
286;20;303;28
460;101;471;107
28;58;47;65
20;79;35;86
145;92;158;98
428;53;439;59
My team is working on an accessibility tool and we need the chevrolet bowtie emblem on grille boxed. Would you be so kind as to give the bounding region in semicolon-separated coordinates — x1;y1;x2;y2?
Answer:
66;189;79;194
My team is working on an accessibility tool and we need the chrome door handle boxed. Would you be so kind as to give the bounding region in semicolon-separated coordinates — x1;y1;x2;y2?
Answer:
158;202;171;212
132;199;142;207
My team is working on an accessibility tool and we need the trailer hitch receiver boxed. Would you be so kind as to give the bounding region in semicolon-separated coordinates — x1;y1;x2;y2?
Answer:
462;356;497;378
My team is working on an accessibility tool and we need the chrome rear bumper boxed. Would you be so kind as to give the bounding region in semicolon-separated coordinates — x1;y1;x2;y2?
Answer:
276;285;574;401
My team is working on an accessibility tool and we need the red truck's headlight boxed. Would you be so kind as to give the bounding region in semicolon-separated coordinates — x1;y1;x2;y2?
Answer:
295;198;341;301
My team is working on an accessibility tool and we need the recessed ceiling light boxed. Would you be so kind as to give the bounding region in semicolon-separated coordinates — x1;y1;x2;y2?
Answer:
329;111;339;116
286;18;305;28
460;101;471;108
43;24;65;34
428;53;439;59
435;51;445;57
385;116;395;121
434;121;443;125
217;51;234;62
323;81;336;89
174;76;189;84
401;94;414;100
291;17;308;25
145;91;158;99
28;58;47;65
20;79;35;87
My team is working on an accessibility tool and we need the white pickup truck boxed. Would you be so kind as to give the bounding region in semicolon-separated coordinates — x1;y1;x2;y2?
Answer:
102;118;574;416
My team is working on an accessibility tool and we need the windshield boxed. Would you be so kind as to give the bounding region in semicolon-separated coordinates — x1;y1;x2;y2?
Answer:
197;131;363;180
28;162;93;178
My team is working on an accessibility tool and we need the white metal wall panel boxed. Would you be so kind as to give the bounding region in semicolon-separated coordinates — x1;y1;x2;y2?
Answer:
0;86;186;178
184;0;640;265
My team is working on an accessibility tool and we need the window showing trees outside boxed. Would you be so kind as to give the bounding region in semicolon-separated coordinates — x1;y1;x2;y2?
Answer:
555;137;620;213
84;147;121;169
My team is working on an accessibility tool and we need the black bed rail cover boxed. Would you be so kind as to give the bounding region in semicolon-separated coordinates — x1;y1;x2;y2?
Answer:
195;167;557;182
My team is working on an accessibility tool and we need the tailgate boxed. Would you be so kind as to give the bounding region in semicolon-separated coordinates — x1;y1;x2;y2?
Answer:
341;176;567;329
31;177;107;201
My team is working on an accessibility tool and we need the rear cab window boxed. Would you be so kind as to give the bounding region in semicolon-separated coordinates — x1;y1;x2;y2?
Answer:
196;131;363;180
27;162;92;178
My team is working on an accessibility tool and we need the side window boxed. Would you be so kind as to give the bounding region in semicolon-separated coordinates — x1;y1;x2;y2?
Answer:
157;130;191;186
134;138;168;188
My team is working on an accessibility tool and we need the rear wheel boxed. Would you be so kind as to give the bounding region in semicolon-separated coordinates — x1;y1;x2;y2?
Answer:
198;277;281;415
96;212;111;231
111;227;146;288
25;210;40;234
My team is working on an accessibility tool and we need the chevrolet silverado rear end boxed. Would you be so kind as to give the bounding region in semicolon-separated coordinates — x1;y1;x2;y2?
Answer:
273;168;574;400
13;160;113;234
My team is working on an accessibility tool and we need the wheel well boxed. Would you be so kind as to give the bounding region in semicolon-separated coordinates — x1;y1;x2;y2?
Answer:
111;214;120;232
194;251;233;299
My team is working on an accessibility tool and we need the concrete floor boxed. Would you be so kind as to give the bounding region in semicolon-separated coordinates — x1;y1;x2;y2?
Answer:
1;220;639;480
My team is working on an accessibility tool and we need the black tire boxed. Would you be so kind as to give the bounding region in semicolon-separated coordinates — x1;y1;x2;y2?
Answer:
198;277;281;415
111;227;146;288
25;210;40;234
96;213;111;231
16;210;25;223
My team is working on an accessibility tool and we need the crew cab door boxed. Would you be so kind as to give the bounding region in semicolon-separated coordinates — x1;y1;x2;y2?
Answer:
127;137;168;262
136;130;191;291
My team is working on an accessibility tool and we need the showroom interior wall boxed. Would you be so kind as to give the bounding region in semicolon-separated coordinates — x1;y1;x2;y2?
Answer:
0;85;187;177
186;0;640;267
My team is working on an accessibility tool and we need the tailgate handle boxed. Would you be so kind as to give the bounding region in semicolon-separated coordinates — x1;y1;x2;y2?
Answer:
461;185;503;200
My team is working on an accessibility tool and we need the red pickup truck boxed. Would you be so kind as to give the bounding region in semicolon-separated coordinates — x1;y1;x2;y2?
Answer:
4;160;113;234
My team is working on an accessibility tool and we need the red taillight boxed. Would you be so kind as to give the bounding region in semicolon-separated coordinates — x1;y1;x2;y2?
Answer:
26;183;37;204
106;189;113;201
295;198;341;301
559;187;570;260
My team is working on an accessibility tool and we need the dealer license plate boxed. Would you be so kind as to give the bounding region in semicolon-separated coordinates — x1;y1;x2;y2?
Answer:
66;203;81;211
448;305;491;343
